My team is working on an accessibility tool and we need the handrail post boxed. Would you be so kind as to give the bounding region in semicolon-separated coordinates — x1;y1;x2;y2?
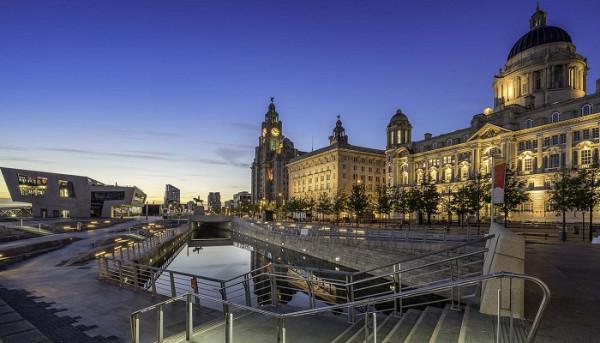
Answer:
225;312;233;343
169;271;176;297
151;270;157;296
131;313;140;343
220;281;228;314
277;317;286;343
372;312;377;343
118;260;124;287
307;272;316;309
186;293;193;341
364;309;370;342
398;264;403;315
156;304;164;343
347;274;356;323
243;274;252;306
269;266;278;306
496;288;501;343
392;264;400;316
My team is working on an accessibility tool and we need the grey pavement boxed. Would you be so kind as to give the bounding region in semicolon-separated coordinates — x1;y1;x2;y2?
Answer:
525;241;600;343
0;219;188;342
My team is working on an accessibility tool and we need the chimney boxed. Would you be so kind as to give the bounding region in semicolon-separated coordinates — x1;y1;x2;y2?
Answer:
424;133;432;140
596;78;600;94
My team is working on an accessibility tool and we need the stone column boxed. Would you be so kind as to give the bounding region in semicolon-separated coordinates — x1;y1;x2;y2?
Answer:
537;134;543;170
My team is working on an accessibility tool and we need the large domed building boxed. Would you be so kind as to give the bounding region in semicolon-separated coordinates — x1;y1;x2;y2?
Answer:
384;5;600;223
493;4;587;110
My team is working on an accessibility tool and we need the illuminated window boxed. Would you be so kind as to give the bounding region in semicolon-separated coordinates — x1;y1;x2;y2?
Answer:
17;173;47;197
444;168;452;183
58;180;75;198
524;158;533;172
461;166;469;180
581;150;592;166
549;154;560;169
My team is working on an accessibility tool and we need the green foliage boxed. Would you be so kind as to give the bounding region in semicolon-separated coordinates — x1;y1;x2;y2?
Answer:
332;192;348;222
392;187;411;217
374;185;393;219
453;186;471;226
421;183;440;224
347;184;370;224
316;193;333;219
464;173;491;224
497;169;529;226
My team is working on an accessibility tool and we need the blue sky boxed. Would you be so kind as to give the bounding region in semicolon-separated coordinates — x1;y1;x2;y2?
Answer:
1;0;599;203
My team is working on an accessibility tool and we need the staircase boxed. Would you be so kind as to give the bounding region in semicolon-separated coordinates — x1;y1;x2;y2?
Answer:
330;304;528;343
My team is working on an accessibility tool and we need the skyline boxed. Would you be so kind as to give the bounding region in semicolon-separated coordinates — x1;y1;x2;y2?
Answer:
2;0;600;203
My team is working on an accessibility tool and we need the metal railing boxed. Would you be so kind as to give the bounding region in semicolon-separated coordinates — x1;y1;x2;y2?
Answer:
99;233;492;318
130;272;550;343
234;218;486;243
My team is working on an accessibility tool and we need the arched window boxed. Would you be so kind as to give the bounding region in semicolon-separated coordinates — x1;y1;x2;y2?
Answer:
551;112;560;123
429;169;437;183
581;104;593;116
526;118;533;128
447;138;452;146
461;165;470;180
444;168;452;183
463;134;469;142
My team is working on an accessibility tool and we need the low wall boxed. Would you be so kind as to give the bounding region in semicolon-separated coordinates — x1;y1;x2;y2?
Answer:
480;222;525;318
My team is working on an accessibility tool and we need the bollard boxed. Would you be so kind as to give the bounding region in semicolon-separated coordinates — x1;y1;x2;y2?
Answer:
156;305;164;343
186;294;193;341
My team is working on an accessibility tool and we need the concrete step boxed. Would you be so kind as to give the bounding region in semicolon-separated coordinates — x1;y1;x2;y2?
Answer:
357;313;402;343
330;320;363;343
457;306;495;343
404;306;443;343
429;305;463;343
382;309;422;343
371;314;401;342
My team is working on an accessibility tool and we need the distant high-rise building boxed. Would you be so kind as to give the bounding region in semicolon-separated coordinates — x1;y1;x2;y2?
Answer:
164;184;180;206
233;191;251;208
251;98;302;206
207;192;221;213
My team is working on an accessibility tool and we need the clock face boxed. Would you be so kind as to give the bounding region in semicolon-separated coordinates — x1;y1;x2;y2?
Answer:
262;128;267;137
271;128;280;137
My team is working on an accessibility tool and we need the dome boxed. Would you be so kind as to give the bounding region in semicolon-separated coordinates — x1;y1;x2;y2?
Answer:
388;109;411;127
507;25;572;61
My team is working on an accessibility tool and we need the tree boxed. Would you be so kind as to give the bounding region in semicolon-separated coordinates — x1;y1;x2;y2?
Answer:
374;185;393;224
406;187;424;224
316;193;333;222
497;169;529;227
421;183;440;225
439;187;454;225
392;187;411;225
574;167;600;241
347;184;370;225
548;170;577;241
465;173;491;227
453;186;471;227
332;192;348;224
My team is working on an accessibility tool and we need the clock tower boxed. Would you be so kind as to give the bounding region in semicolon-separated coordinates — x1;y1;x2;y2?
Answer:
251;98;301;207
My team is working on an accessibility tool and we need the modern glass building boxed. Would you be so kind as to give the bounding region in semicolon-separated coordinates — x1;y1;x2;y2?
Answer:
1;167;146;218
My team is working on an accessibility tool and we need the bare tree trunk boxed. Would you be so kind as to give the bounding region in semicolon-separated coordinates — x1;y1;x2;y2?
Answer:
590;208;594;242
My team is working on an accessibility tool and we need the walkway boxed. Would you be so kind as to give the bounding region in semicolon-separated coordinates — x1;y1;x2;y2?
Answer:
525;241;600;343
0;219;188;342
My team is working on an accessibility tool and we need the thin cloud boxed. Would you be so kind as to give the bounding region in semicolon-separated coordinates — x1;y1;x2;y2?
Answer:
40;147;178;161
95;127;181;140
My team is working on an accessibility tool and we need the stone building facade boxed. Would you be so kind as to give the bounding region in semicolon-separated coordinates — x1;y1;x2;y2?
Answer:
251;98;301;206
386;7;600;222
287;117;386;201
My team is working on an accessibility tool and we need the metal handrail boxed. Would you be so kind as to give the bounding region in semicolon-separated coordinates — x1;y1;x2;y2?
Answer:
130;271;550;343
355;234;494;276
347;248;488;287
